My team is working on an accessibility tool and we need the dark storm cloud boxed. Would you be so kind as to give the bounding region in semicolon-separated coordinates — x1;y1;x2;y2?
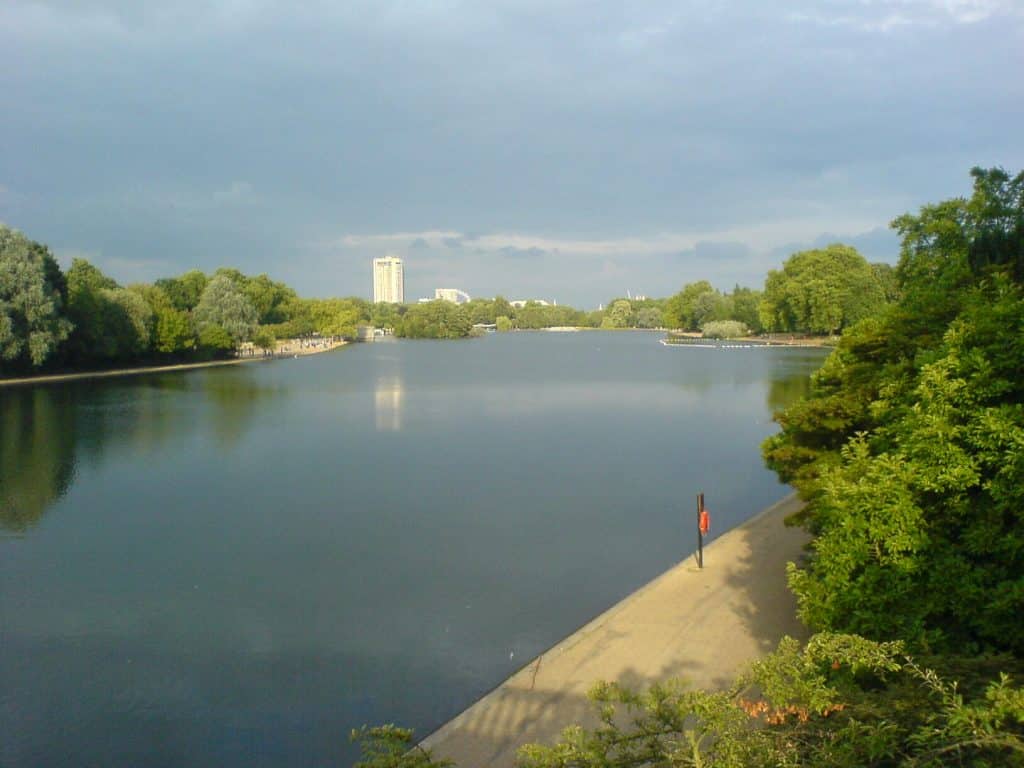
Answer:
1;0;1021;303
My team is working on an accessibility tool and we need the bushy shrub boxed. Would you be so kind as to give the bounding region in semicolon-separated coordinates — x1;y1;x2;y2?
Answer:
701;320;748;339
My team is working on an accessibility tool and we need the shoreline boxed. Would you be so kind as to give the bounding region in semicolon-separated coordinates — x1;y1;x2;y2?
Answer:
0;340;348;389
420;493;808;767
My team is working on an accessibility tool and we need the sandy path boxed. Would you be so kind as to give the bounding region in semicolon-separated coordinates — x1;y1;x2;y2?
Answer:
420;493;808;767
0;341;347;388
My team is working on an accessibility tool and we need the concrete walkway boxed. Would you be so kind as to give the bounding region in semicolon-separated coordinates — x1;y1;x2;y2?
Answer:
0;341;347;388
420;493;809;767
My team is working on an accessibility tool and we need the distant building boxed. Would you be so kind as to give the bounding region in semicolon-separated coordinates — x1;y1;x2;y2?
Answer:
434;288;471;304
373;256;404;303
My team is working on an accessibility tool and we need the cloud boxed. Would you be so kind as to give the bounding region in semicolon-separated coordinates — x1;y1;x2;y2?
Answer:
676;241;752;262
786;0;1021;31
497;246;547;260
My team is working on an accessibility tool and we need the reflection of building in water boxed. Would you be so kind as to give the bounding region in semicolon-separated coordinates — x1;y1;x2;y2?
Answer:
374;376;404;431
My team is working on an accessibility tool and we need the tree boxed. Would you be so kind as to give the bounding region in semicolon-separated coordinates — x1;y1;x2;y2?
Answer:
396;301;472;339
0;224;72;371
193;274;258;345
132;284;195;356
635;307;663;329
759;245;888;335
244;273;298;324
66;258;151;364
495;315;513;332
663;281;716;331
156;270;208;312
729;286;763;333
308;297;362;338
601;299;634;328
354;633;1024;768
765;168;1024;655
252;327;276;354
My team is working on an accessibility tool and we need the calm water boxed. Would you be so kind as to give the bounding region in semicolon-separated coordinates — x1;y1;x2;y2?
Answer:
1;331;826;767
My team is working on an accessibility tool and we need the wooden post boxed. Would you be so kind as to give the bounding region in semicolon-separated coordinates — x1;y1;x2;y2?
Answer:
697;492;704;569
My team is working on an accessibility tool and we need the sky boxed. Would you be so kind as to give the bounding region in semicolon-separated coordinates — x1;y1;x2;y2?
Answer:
1;1;1022;307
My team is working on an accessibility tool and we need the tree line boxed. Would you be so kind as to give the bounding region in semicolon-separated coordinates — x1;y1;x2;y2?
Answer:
352;167;1024;767
0;221;908;374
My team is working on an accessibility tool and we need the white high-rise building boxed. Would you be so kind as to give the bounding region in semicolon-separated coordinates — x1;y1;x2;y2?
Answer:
434;288;471;304
373;256;404;303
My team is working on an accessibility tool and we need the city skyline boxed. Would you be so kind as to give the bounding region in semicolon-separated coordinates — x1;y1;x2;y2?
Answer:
1;2;1021;306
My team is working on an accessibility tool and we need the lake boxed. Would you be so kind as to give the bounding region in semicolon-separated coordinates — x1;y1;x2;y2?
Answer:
0;331;827;767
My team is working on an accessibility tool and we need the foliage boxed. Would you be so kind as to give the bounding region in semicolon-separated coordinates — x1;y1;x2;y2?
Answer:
193;274;258;345
242;273;298;324
663;280;716;330
495;315;513;332
395;301;473;339
252;327;276;352
197;324;235;357
354;634;1024;768
350;726;453;768
765;167;1024;654
513;302;585;330
635;306;663;328
0;224;72;371
65;259;153;363
730;285;763;333
601;299;634;328
155;270;208;312
759;244;890;334
307;297;363;338
701;320;748;339
132;284;196;355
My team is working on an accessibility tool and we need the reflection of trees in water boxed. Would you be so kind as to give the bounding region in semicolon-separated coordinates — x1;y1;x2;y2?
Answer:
202;372;282;446
671;350;824;402
0;388;77;531
766;370;814;413
0;369;283;531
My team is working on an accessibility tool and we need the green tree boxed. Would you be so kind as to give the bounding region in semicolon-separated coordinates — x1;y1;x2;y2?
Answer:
355;633;1024;768
132;284;196;356
759;245;888;334
396;301;472;339
244;273;298;324
635;307;663;328
663;281;716;330
495;315;513;332
729;286;763;333
66;259;151;363
308;297;362;338
193;274;258;345
600;299;634;328
0;224;72;371
155;270;208;312
252;327;276;354
765;168;1024;655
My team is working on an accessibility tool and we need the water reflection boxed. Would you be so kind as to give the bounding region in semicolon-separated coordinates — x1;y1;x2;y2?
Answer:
375;375;405;432
0;370;283;530
766;368;816;413
0;388;77;531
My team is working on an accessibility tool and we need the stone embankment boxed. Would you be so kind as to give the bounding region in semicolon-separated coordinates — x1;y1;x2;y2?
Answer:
421;494;809;767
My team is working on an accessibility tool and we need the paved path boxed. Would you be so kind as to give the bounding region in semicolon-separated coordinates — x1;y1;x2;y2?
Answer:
420;493;809;767
0;341;347;388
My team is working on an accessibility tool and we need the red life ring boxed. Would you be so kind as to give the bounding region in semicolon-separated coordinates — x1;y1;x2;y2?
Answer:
699;509;710;535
